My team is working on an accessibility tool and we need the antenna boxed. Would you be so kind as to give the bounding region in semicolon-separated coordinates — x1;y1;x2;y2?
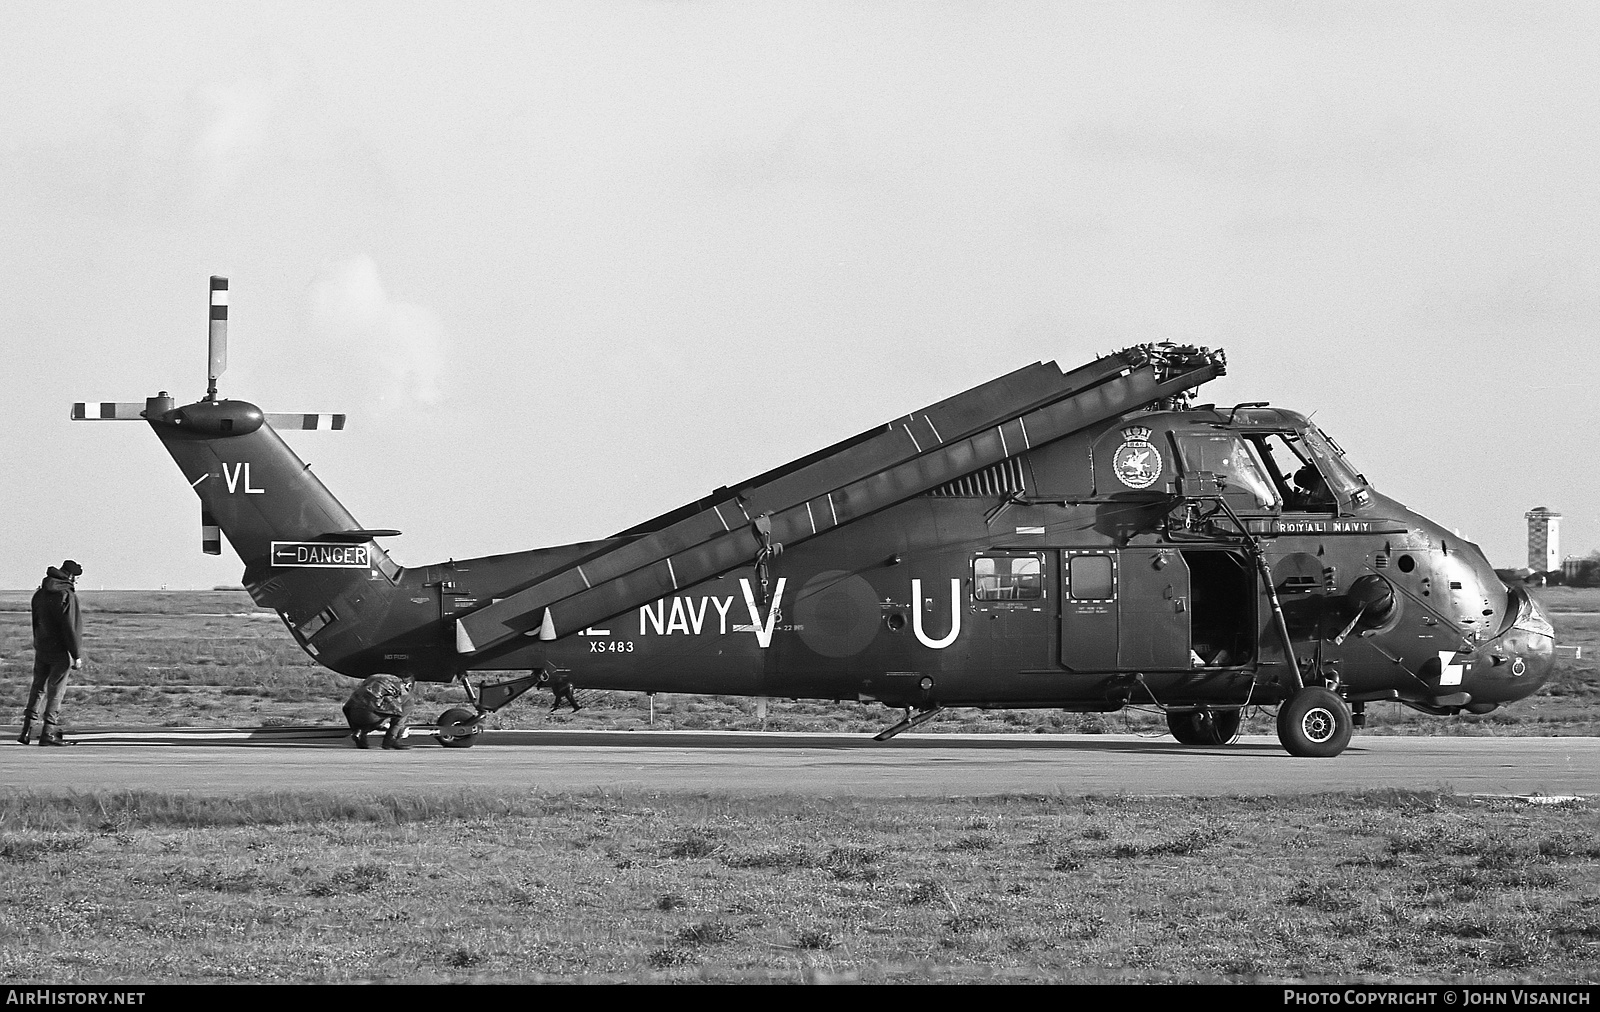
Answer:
206;275;228;401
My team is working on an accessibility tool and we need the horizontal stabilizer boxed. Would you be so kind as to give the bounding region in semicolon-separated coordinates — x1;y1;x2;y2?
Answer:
264;413;346;430
71;402;148;421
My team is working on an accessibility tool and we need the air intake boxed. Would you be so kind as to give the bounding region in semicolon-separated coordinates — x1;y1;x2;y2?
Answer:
926;458;1026;498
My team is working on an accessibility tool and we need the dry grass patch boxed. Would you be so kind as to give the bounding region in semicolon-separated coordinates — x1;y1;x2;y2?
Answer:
0;789;1593;984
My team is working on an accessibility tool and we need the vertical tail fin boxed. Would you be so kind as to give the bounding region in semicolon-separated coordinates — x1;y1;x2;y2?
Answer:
143;398;394;581
143;398;402;665
72;274;402;674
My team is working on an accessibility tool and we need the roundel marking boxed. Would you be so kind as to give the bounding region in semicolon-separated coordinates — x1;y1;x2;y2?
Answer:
795;570;881;659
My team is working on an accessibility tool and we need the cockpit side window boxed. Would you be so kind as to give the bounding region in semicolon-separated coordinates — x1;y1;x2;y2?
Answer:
1173;432;1280;511
1249;432;1336;513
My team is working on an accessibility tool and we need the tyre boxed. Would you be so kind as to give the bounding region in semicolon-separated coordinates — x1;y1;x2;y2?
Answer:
436;706;480;749
1275;687;1352;758
1166;708;1242;746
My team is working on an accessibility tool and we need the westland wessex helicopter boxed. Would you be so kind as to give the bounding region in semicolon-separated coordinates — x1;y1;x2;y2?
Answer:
73;277;1557;757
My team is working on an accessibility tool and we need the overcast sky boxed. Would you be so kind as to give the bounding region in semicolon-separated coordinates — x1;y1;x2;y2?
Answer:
3;1;1596;589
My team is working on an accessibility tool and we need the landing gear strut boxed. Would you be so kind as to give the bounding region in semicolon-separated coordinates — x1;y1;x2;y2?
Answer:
1276;686;1353;758
874;706;945;741
430;670;548;749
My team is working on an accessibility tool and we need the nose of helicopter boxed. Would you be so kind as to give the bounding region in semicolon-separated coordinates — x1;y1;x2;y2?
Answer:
1479;585;1557;701
1518;588;1558;678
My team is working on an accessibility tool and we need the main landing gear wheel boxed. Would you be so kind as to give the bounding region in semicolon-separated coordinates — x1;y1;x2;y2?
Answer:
1275;687;1352;758
1166;708;1242;746
436;707;480;749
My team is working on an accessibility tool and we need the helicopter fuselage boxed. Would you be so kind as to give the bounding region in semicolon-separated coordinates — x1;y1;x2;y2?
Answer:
86;317;1553;757
284;404;1555;720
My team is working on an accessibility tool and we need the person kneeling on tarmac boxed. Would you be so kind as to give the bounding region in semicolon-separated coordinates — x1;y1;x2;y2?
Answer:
342;673;415;750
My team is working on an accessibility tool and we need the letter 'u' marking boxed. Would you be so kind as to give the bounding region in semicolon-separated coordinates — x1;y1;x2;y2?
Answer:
911;578;961;649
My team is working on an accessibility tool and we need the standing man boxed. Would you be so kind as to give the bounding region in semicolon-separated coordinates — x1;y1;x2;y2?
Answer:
20;560;84;746
342;673;415;750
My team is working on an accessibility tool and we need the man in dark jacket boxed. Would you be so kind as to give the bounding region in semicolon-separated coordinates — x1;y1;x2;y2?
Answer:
548;673;581;713
22;560;84;746
342;673;415;750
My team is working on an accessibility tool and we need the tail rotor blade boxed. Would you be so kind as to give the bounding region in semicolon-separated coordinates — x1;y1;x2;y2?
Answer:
207;276;227;401
202;507;221;555
71;402;148;421
263;413;346;430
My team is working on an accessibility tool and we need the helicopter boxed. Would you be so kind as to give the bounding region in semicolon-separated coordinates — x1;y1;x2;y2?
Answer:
71;276;1558;757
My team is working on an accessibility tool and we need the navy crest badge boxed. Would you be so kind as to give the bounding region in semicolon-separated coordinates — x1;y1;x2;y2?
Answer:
1112;426;1162;489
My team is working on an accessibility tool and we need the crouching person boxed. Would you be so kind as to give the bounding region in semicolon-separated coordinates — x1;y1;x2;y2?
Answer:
342;673;415;750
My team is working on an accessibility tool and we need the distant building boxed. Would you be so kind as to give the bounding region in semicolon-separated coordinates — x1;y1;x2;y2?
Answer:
1526;507;1562;573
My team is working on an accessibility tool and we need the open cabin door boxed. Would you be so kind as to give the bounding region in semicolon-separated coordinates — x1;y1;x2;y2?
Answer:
1117;548;1193;669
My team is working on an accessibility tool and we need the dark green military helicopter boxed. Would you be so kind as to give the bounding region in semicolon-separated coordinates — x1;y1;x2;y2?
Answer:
75;277;1557;757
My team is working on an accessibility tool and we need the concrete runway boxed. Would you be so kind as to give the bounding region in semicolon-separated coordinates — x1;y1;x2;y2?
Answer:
2;728;1595;797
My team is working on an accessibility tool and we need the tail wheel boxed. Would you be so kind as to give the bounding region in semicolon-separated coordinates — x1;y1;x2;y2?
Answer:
436;706;480;749
1166;708;1242;746
1276;687;1352;758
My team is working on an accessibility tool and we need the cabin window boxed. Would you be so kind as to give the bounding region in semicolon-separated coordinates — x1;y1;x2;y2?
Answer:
973;553;1044;601
1068;554;1115;600
1174;433;1279;510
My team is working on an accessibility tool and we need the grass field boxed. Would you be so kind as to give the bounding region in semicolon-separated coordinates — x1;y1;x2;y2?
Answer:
0;790;1595;984
2;586;1596;738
